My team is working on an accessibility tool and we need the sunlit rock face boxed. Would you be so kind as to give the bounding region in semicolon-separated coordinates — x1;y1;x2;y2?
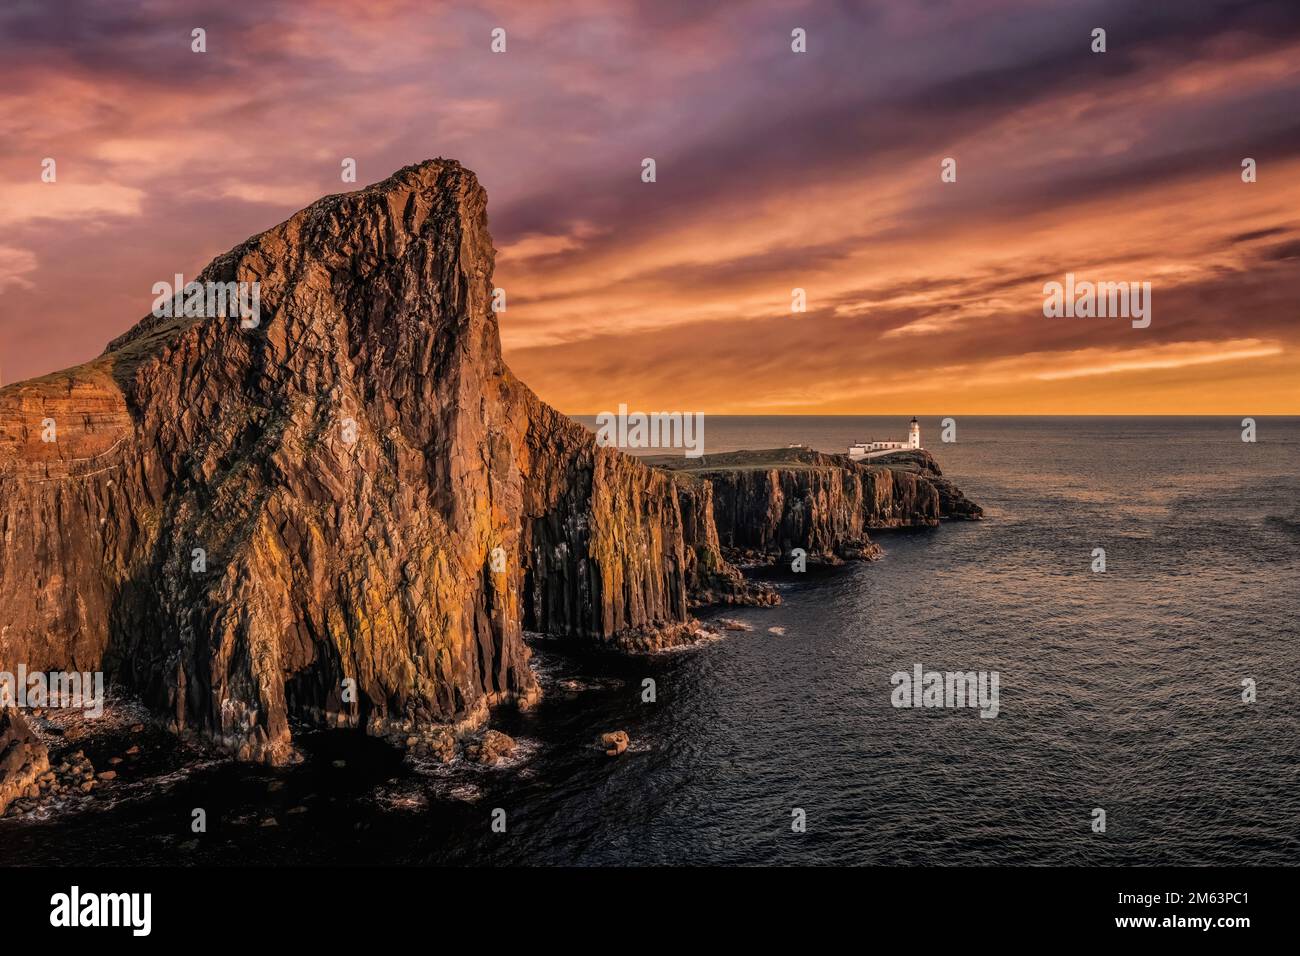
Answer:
0;161;748;763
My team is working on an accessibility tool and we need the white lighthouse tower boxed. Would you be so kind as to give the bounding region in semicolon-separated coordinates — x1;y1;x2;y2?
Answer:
908;417;921;449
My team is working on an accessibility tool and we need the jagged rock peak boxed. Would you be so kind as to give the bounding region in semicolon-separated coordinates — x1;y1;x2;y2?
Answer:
0;159;744;764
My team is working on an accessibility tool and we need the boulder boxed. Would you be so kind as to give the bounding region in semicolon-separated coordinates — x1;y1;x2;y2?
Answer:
601;731;630;756
407;728;459;763
466;730;516;765
0;709;49;816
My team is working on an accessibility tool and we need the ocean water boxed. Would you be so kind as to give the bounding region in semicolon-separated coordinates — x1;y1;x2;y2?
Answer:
4;417;1298;865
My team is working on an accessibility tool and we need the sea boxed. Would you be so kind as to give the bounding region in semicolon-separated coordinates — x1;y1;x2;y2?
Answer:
4;417;1298;865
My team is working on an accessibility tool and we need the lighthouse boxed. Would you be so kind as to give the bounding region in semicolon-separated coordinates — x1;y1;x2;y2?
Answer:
846;417;925;460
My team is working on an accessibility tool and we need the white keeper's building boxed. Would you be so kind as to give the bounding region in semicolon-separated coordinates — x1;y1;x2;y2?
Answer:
847;417;921;460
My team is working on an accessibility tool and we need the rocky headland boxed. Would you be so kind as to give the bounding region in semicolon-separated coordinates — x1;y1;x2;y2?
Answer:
0;160;980;801
654;446;982;566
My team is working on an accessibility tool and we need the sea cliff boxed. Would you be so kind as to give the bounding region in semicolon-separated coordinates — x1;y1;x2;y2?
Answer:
0;161;978;772
654;447;982;565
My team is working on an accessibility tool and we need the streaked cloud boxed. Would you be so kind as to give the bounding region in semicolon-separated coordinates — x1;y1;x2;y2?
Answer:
0;182;146;227
0;247;38;293
1034;340;1284;381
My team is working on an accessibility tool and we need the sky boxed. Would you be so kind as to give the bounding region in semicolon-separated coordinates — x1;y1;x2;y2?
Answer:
1;0;1298;414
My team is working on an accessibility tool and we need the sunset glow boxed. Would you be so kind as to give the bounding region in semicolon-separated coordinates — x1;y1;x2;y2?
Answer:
2;0;1298;413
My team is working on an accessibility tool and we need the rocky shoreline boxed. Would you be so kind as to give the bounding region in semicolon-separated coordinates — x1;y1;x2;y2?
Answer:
0;159;981;805
0;701;173;820
1;442;979;820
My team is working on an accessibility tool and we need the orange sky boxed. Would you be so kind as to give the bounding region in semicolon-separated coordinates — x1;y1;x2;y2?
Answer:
2;0;1299;414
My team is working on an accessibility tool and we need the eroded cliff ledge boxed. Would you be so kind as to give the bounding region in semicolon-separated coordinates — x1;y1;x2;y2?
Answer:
653;447;982;565
0;160;978;766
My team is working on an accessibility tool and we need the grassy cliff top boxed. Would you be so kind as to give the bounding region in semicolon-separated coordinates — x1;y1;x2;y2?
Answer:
645;446;939;476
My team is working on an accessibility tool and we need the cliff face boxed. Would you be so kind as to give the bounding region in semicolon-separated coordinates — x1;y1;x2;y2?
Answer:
0;161;979;770
514;399;720;649
0;161;749;763
656;448;982;564
869;448;985;522
671;474;777;606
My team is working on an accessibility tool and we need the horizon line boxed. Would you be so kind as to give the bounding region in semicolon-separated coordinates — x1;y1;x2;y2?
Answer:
563;411;1300;418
